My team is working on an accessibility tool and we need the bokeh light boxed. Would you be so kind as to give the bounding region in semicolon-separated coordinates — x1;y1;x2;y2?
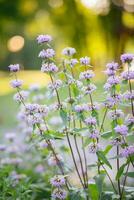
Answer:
7;35;25;52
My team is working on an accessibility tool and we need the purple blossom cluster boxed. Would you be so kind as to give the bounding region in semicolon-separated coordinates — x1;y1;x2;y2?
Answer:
62;47;76;56
120;53;134;63
121;71;134;80
50;175;65;187
121;146;134;157
51;188;67;200
36;34;52;44
80;56;90;66
10;80;23;88
114;124;128;136
8;64;20;72
79;70;95;80
41;63;58;73
38;48;55;58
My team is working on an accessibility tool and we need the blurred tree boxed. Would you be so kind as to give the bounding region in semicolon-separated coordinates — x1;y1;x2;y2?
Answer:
0;0;134;70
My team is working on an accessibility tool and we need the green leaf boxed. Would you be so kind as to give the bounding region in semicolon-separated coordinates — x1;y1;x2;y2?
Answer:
122;80;128;84
97;151;112;169
83;138;92;147
104;145;112;155
42;130;63;140
60;109;68;126
73;127;88;132
69;190;84;200
71;84;79;97
116;163;127;180
124;172;134;178
94;173;105;196
89;183;99;200
101;131;112;139
87;164;97;168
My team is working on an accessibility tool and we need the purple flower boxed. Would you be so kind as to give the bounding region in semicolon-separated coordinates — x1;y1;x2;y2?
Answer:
83;84;97;95
0;144;6;151
8;64;20;72
121;146;134;157
39;140;48;148
121;71;134;80
114;125;128;136
35;164;45;173
120;53;134;63
74;105;84;113
69;58;78;67
50;175;65;187
37;105;49;117
48;155;63;166
5;133;15;141
103;83;111;91
125;116;134;125
89;143;101;153
123;90;134;100
106;62;119;70
10;80;23;88
108;110;124;120
36;34;52;44
106;94;122;107
62;47;76;56
41;63;58;73
27;113;43;125
13;90;29;102
38;48;55;58
79;70;95;80
48;80;62;90
80;56;90;66
90;129;99;139
104;69;116;76
87;103;100;111
25;103;39;113
107;76;120;86
84;117;96;126
111;138;124;147
51;188;67;199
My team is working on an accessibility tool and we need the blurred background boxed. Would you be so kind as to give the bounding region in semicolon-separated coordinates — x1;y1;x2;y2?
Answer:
0;0;134;130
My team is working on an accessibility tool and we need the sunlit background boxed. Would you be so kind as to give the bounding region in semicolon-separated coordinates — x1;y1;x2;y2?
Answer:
0;0;134;130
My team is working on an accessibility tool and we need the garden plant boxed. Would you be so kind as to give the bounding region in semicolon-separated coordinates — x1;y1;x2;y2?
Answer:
4;34;134;199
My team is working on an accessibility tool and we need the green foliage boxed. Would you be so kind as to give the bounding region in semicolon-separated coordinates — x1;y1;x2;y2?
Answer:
60;109;68;126
97;151;112;169
116;163;127;180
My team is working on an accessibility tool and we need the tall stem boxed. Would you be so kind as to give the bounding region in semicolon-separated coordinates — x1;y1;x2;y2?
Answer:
66;131;85;188
117;146;121;199
80;120;89;188
102;165;118;194
74;134;87;188
120;163;130;199
99;108;108;133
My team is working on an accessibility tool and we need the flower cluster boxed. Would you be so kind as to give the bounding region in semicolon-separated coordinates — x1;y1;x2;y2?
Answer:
8;35;134;200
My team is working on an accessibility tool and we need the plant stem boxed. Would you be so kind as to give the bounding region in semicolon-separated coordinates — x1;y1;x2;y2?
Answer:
80;120;89;188
49;73;61;107
101;165;118;194
74;134;87;188
120;163;130;199
117;146;121;199
66;131;85;189
99;108;108;133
